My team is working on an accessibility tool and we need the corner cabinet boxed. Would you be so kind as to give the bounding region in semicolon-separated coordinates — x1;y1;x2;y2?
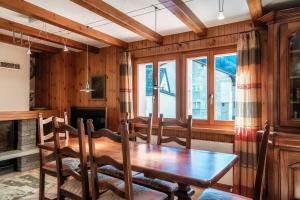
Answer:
260;8;300;200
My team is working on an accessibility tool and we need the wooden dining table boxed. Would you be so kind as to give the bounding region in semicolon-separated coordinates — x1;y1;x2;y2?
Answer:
40;136;238;200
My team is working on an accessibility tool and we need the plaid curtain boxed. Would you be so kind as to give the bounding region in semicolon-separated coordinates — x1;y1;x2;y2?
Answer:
120;52;134;120
233;31;261;198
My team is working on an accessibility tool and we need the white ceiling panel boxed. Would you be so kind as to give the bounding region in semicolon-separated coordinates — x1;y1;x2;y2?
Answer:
0;0;296;49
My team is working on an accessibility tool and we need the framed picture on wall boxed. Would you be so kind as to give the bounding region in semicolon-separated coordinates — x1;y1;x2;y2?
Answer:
90;75;106;100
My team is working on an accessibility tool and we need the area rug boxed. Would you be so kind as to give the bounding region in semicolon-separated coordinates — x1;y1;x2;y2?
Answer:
0;169;56;200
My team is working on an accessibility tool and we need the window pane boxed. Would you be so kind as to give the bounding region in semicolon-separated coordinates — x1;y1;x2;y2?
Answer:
187;56;208;120
159;60;176;118
138;63;153;117
214;53;237;121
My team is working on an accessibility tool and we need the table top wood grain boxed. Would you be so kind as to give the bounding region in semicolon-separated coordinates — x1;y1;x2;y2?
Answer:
39;137;238;187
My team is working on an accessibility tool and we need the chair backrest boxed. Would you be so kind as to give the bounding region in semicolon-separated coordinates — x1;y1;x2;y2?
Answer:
157;114;192;149
125;112;153;144
254;121;270;200
37;112;69;145
87;119;133;200
53;118;89;200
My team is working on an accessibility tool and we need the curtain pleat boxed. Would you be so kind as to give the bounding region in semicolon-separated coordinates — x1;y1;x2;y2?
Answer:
233;31;261;198
119;52;134;120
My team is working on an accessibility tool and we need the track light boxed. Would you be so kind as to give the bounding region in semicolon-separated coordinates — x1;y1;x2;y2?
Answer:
218;0;225;20
27;36;32;55
218;11;225;20
63;44;69;52
27;47;31;55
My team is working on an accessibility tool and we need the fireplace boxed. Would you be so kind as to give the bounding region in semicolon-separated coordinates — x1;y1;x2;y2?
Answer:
71;107;106;131
0;121;18;152
0;121;18;174
0;119;39;174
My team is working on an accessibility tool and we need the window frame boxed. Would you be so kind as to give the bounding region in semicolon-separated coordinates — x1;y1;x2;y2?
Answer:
183;47;237;128
133;54;180;122
133;47;236;130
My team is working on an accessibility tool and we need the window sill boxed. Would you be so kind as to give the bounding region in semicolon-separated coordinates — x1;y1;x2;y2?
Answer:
133;123;235;135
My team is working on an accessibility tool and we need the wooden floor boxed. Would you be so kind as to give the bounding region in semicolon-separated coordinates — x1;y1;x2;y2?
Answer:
0;168;204;200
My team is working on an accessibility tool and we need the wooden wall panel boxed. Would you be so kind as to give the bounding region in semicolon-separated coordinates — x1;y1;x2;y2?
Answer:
35;47;121;130
35;52;73;116
104;46;121;131
71;49;107;107
128;20;254;58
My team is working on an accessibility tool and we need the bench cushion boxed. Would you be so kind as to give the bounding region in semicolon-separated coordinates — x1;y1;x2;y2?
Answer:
133;173;178;192
99;182;168;200
198;188;251;200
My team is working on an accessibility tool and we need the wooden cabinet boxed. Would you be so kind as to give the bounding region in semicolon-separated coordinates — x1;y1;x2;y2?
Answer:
279;20;300;128
267;133;300;200
260;7;300;132
260;8;300;200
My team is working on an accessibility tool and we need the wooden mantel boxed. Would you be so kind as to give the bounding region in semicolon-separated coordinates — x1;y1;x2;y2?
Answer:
0;110;58;121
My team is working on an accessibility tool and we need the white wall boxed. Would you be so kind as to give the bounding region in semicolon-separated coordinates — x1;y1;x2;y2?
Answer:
0;42;30;111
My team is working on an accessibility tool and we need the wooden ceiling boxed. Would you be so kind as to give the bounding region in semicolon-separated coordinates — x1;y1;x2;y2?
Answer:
0;0;285;52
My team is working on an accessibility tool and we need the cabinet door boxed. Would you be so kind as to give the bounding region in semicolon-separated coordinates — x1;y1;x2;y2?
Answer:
279;149;300;200
279;21;300;128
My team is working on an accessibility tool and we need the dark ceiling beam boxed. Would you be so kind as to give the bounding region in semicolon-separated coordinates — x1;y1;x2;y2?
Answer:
0;17;99;53
246;0;263;23
0;33;60;53
71;0;163;44
0;0;128;47
158;0;207;35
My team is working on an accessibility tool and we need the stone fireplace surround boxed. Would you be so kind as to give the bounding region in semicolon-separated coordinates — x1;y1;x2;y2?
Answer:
0;119;39;172
0;110;57;173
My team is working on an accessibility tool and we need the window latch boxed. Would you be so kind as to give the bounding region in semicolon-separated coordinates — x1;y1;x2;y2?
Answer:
152;96;156;104
209;93;214;105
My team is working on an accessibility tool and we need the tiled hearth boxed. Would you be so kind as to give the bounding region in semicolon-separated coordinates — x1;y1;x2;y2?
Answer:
0;119;39;173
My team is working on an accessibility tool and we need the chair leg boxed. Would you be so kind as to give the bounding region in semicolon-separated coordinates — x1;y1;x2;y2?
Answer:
168;192;175;200
39;171;45;200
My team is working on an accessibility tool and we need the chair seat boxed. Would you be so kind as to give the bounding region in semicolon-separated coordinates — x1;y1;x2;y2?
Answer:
99;165;140;179
132;173;178;192
61;172;122;198
43;157;80;172
99;182;168;200
198;188;251;200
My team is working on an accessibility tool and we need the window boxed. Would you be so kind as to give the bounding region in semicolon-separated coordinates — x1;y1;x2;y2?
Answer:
135;49;236;129
214;53;237;121
135;56;178;119
159;60;176;118
186;50;237;127
137;63;153;117
187;56;208;120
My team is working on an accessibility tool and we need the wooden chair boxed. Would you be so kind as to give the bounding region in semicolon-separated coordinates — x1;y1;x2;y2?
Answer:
87;119;168;200
198;122;270;200
157;114;193;149
53;118;122;200
126;112;153;144
38;112;79;200
131;114;192;200
97;112;152;179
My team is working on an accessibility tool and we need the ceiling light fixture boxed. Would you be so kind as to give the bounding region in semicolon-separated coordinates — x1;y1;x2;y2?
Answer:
218;0;225;20
80;44;94;93
27;36;32;55
63;38;69;52
63;44;69;52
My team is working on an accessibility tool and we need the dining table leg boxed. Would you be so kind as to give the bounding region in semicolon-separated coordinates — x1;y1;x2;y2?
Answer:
175;183;195;200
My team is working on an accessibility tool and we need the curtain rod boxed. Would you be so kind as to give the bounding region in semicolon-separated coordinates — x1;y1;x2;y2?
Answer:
121;28;263;53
